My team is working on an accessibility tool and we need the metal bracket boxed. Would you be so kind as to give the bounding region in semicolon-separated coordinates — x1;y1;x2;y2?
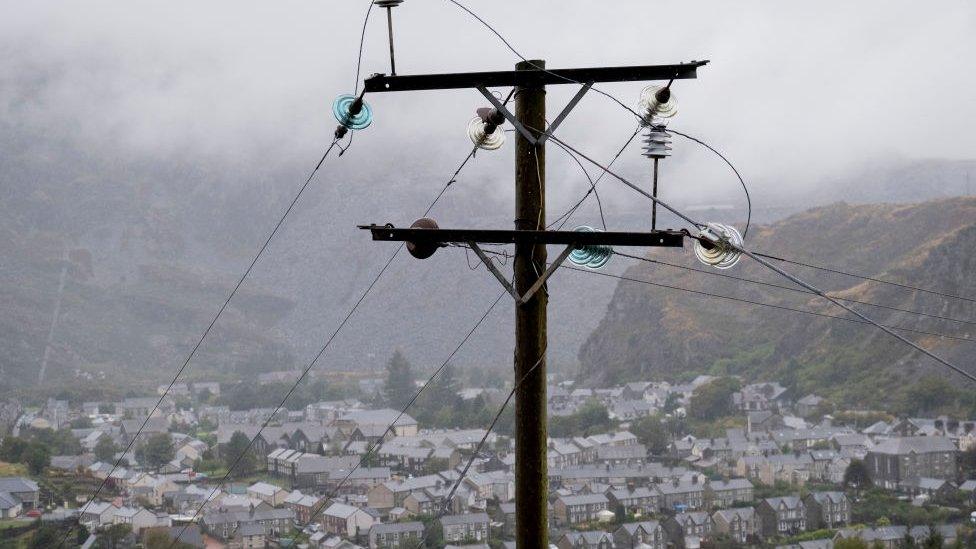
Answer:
518;245;575;304
478;81;593;147
469;243;575;306
536;82;592;145
469;242;521;302
477;86;537;144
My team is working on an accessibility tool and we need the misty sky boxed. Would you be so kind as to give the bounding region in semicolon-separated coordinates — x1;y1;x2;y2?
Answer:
3;0;975;214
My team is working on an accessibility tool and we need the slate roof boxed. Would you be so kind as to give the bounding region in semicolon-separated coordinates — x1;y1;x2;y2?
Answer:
870;436;956;455
0;478;39;494
558;493;609;505
618;520;661;535
764;496;802;509
440;512;489;526
714;507;755;522
708;478;753;491
341;409;417;426
808;491;847;504
369;521;424;534
0;492;19;510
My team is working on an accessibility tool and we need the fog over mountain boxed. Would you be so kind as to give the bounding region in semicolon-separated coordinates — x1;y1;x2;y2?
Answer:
2;1;975;391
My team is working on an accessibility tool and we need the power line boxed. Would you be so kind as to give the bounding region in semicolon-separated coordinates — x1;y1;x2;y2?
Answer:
548;126;642;231
353;0;376;94
415;351;546;548
59;137;344;549
754;250;976;306
453;245;975;345
170;141;493;546
443;0;646;121
453;7;970;311
279;290;508;547
668;128;752;239
171;236;405;545
534;131;976;384
285;116;642;542
546;132;606;230
741;249;976;384
613;251;976;327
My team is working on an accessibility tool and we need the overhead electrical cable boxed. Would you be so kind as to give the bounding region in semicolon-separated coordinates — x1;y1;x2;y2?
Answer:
59;137;344;549
613;251;976;327
753;251;976;306
548;126;642;231
279;290;509;547
414;351;546;548
450;245;976;345
530;131;976;385
168;143;488;547
668;128;752;238
444;0;757;241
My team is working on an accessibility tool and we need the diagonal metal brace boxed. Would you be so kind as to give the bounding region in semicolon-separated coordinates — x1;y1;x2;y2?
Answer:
476;86;538;144
469;242;521;302
536;82;592;145
518;245;575;304
469;243;576;306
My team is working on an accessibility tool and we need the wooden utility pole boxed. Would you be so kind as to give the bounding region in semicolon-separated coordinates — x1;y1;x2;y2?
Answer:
358;59;705;544
513;59;548;548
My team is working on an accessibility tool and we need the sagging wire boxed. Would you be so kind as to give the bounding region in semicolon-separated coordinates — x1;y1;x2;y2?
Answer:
182;132;502;546
454;245;976;345
277;290;508;548
414;348;547;548
59;137;347;549
443;0;646;121
549;125;642;231
669;128;752;238
614;251;976;327
534;130;976;385
754;251;976;306
443;0;756;242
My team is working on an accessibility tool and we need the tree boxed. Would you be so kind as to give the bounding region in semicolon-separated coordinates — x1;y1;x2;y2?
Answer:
429;363;461;407
224;431;258;477
94;437;117;462
384;350;416;409
689;377;741;420
835;538;869;549
549;400;612;438
632;415;669;455
197;388;214;404
135;433;174;469
0;436;29;462
25;444;50;475
921;527;943;549
70;416;94;429
844;459;873;491
901;377;956;415
94;524;132;549
29;521;85;548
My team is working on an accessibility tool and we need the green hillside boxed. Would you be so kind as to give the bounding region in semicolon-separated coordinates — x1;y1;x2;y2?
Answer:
578;198;976;410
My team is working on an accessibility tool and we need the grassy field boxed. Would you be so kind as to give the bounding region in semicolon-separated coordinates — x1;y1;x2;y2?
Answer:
0;461;28;476
0;519;32;531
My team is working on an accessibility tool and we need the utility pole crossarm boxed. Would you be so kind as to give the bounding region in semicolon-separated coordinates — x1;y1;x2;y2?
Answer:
358;225;686;247
363;61;708;92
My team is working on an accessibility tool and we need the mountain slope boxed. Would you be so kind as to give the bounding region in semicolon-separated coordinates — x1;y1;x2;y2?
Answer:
578;198;976;407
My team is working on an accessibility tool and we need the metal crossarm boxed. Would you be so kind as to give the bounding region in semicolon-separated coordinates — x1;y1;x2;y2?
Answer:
362;61;708;92
358;225;686;247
